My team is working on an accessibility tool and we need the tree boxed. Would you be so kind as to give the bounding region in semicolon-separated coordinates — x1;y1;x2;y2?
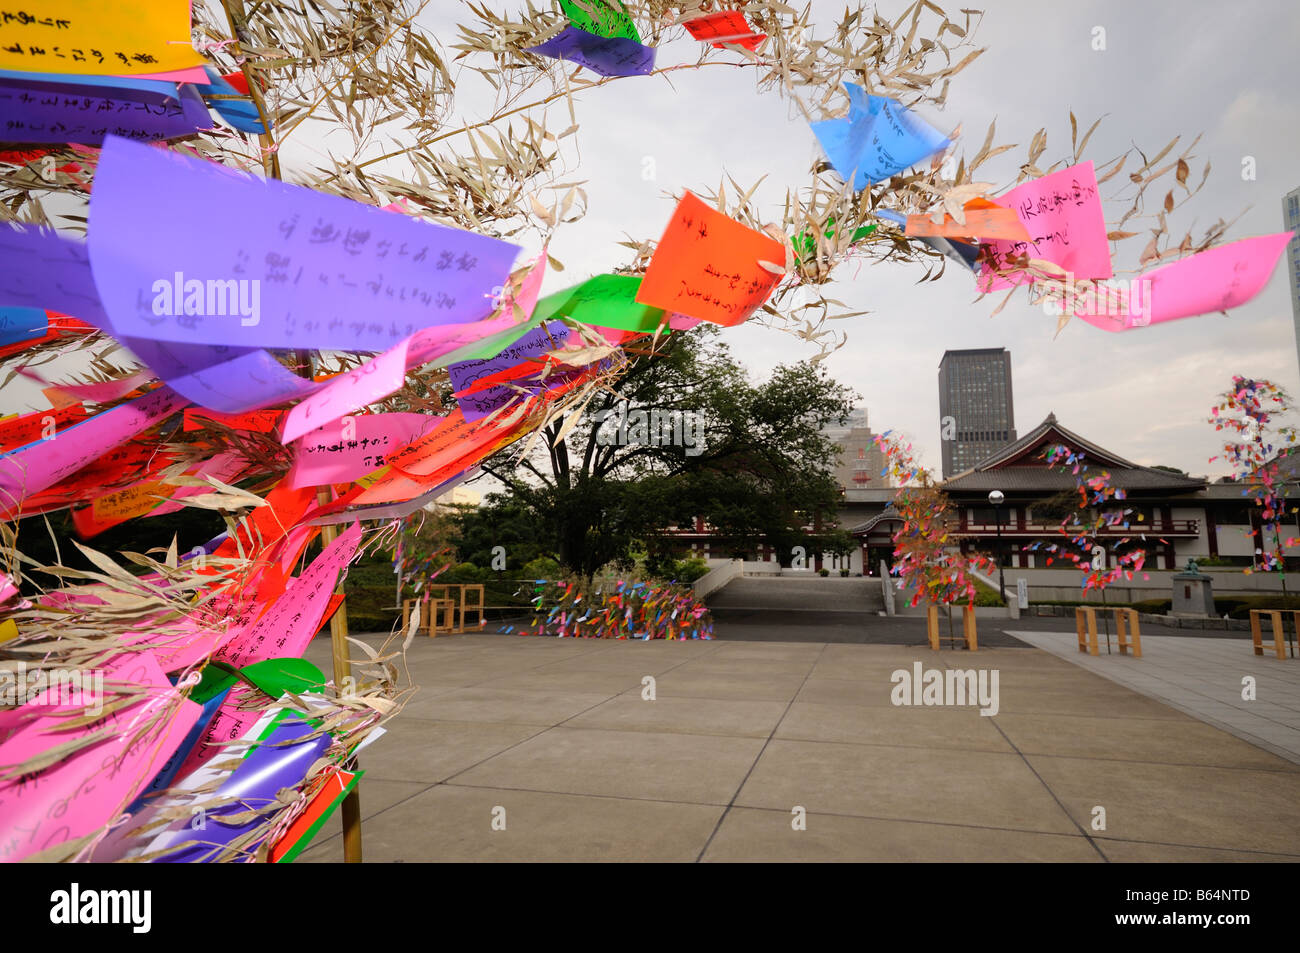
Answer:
874;431;995;608
1209;377;1300;579
476;327;855;576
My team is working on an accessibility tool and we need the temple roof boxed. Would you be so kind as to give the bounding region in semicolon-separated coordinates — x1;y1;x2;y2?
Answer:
940;413;1207;495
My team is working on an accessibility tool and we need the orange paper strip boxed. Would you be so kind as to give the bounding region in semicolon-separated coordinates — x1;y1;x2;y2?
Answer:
635;191;785;327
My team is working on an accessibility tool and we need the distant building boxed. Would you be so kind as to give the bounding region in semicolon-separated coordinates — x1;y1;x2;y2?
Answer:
851;412;1300;586
938;347;1016;478
823;407;891;491
1285;187;1300;378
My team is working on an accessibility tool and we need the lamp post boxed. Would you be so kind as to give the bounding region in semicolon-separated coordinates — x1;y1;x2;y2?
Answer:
989;489;1006;602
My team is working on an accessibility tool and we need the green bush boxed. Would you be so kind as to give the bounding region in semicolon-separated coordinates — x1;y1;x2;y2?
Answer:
1130;599;1172;614
669;557;710;584
972;578;1005;607
521;555;562;580
818;568;830;577
1223;595;1300;619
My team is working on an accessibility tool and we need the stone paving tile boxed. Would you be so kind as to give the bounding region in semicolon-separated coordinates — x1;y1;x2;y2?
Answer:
1009;630;1300;763
451;726;766;804
735;739;1079;834
357;718;545;784
795;675;899;708
1025;754;1300;854
300;786;725;863
701;807;1101;862
1092;838;1300;862
776;702;1013;752
395;685;615;724
652;670;809;702
992;711;1300;771
472;668;647;695
565;694;789;738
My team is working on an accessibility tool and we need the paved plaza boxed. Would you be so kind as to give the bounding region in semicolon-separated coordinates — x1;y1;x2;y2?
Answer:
299;628;1300;862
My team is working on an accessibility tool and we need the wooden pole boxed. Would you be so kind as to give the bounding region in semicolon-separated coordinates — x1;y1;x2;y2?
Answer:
317;488;363;863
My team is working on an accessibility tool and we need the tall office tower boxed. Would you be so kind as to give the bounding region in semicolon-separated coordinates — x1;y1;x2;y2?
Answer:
1285;187;1300;378
938;348;1016;478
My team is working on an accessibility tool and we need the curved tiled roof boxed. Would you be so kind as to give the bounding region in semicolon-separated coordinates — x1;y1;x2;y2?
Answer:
940;413;1206;494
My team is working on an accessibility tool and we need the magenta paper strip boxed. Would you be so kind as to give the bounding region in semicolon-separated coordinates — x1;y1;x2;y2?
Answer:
0;386;188;512
0;655;200;862
978;161;1112;292
288;413;439;489
1074;232;1294;332
87;136;521;350
279;313;521;444
215;521;362;670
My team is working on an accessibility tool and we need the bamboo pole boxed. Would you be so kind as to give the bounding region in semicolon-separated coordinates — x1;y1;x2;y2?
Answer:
220;0;362;862
317;488;363;863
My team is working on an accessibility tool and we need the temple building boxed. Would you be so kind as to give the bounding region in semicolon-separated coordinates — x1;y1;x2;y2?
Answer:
851;413;1300;579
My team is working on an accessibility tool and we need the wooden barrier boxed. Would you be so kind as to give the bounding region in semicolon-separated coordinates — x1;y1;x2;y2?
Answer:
427;598;456;638
962;605;978;652
925;605;977;651
403;584;489;636
1249;609;1289;660
1113;608;1141;658
1075;606;1099;656
1075;606;1142;658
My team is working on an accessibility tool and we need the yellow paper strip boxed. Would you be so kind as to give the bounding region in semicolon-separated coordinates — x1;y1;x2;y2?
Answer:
0;2;205;76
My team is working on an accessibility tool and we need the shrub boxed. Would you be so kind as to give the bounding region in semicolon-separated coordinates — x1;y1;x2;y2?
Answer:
971;577;1005;607
1224;595;1300;619
520;556;562;580
818;568;830;577
669;557;710;584
839;568;850;577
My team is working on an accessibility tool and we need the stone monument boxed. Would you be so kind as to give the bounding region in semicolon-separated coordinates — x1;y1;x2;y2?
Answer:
1172;559;1215;617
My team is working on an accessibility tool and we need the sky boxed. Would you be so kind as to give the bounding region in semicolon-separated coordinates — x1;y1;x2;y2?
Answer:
6;0;1298;483
423;0;1300;480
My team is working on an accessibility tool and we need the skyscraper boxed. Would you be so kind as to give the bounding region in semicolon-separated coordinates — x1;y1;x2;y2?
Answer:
1285;187;1300;377
938;348;1016;478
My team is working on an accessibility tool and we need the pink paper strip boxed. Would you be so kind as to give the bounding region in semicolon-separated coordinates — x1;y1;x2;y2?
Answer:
979;161;1112;292
280;314;519;444
0;386;188;514
215;521;361;669
0;655;200;862
288;413;440;489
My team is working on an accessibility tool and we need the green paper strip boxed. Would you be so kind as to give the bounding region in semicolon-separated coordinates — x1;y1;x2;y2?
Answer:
559;0;639;42
192;657;327;706
275;769;365;864
533;273;665;332
792;221;876;262
431;311;552;367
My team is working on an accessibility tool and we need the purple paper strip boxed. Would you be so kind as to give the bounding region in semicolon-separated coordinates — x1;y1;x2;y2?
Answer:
0;225;264;386
526;26;655;78
151;716;329;864
447;319;567;420
0;224;110;326
0;79;211;144
87;136;522;351
163;347;321;414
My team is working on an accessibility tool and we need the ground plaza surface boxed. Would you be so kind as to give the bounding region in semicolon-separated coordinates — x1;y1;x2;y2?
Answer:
299;609;1300;863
